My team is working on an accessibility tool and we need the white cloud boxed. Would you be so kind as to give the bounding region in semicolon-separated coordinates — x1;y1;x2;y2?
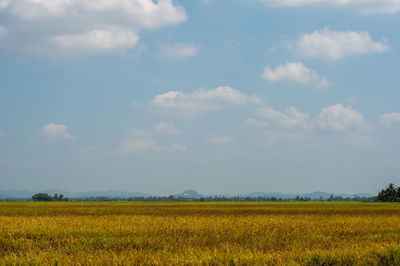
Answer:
159;43;199;58
0;0;186;55
315;104;366;131
150;86;262;113
42;123;77;139
259;0;400;14
119;128;186;154
245;106;312;145
207;135;234;144
295;28;389;60
380;112;400;128
244;104;372;146
247;104;370;135
153;122;181;135
261;62;331;88
52;29;139;53
255;106;310;129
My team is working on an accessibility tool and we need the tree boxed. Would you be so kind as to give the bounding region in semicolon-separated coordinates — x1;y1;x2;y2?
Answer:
32;193;53;201
376;183;400;202
31;193;69;202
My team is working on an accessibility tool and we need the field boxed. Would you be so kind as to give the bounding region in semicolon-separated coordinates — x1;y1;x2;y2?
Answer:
1;202;400;265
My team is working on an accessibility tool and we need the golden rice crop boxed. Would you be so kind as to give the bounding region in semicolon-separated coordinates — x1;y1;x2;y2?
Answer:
0;202;400;265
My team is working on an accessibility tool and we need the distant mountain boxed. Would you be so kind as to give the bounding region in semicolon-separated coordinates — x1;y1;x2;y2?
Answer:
0;189;34;199
174;190;203;199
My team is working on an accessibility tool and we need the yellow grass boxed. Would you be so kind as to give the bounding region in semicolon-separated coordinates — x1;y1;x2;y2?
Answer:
1;202;400;265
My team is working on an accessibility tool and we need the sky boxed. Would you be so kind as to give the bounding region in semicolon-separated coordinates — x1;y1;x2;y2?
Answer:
0;0;400;195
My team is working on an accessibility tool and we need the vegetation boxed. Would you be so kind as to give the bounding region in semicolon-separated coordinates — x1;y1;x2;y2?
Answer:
59;195;373;202
0;202;400;264
376;183;400;202
31;193;68;202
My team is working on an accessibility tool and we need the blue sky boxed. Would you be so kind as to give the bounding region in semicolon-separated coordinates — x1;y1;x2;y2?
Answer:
1;0;400;195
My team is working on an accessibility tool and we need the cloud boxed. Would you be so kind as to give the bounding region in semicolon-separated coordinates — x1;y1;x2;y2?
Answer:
52;29;139;54
245;106;312;145
207;135;234;144
119;129;186;154
245;104;373;146
0;129;4;137
380;112;400;128
261;62;331;88
0;0;186;56
42;123;77;139
159;43;199;58
259;0;400;14
150;86;262;113
315;104;366;131
295;28;389;60
255;106;310;129
153;122;181;135
247;103;369;135
245;118;269;128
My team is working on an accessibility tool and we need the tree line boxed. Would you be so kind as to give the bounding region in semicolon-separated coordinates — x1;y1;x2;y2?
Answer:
32;195;372;202
31;193;68;201
24;184;398;202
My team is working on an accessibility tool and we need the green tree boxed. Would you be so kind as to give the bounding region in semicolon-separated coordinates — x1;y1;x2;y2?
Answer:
376;183;400;202
32;193;53;201
32;193;69;201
